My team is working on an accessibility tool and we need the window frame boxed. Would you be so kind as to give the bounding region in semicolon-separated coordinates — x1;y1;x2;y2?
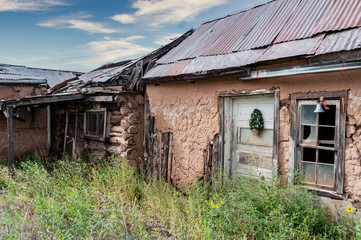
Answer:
296;100;339;191
84;108;107;140
289;91;347;194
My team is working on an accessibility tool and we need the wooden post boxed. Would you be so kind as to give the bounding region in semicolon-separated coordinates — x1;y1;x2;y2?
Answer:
47;105;51;152
7;107;15;176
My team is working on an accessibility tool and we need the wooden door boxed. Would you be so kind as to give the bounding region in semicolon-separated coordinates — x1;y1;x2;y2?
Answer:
64;111;77;159
224;95;276;178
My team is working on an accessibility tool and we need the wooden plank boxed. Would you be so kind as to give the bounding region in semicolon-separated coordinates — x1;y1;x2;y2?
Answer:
337;95;347;194
47;105;51;152
167;133;173;184
7;107;15;175
217;88;276;97
223;98;232;178
288;99;297;182
218;97;224;177
143;99;150;171
87;96;114;102
273;90;280;178
291;90;347;100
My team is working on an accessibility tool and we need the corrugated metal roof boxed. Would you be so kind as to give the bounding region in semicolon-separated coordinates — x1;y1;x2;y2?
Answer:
315;28;361;55
144;0;361;80
79;60;136;83
0;64;79;87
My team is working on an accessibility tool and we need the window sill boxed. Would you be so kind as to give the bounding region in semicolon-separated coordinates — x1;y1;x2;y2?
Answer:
303;186;344;200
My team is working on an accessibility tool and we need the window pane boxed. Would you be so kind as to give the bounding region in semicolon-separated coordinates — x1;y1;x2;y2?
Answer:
318;149;335;164
318;126;335;141
301;125;316;145
302;162;316;184
317;164;335;187
97;113;105;135
302;147;316;162
301;105;317;125
87;113;97;135
319;105;336;126
238;128;273;146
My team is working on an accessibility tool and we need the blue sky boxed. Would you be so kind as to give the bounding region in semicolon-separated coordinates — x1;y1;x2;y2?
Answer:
0;0;269;72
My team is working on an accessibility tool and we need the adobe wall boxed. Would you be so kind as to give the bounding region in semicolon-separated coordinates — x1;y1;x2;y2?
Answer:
146;68;361;204
0;85;47;160
52;93;144;167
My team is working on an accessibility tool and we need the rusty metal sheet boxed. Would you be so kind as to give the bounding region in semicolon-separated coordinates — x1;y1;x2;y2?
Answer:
316;28;361;56
143;63;173;79
0;64;78;87
79;60;135;83
183;49;265;74
258;35;324;62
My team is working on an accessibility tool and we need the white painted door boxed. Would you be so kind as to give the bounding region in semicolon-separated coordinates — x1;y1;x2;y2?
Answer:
224;95;275;178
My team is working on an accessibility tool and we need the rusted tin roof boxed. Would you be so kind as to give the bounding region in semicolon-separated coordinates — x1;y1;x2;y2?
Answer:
144;0;361;80
0;64;80;87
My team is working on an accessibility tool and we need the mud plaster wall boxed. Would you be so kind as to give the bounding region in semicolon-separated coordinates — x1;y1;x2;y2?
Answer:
52;94;144;167
146;68;361;203
0;85;47;160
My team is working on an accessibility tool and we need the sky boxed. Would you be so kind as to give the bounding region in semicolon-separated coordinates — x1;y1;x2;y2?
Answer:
0;0;270;72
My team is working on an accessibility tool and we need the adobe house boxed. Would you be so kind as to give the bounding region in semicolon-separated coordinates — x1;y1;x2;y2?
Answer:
141;0;361;207
1;31;192;169
0;64;80;160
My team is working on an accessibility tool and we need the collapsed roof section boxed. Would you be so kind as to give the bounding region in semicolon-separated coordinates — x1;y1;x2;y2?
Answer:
0;64;82;88
51;30;194;94
142;0;361;83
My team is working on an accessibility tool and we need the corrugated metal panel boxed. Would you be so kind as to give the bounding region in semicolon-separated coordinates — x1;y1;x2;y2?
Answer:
148;0;361;80
144;64;172;79
79;60;135;83
233;0;301;52
316;28;361;55
312;0;361;34
0;65;77;87
258;35;324;62
156;21;217;64
183;49;264;74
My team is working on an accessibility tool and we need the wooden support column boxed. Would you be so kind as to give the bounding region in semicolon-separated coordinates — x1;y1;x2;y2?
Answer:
47;105;51;152
7;107;15;175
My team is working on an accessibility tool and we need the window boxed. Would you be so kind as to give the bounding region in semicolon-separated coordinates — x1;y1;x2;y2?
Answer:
290;92;346;194
297;100;339;190
84;110;106;139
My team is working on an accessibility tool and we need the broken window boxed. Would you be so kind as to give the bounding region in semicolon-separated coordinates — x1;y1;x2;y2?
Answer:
84;110;106;139
297;100;340;190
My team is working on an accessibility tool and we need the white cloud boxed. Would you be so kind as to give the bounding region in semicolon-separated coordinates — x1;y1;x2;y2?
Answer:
0;0;66;11
154;33;182;46
111;0;228;26
68;36;155;66
37;14;116;34
111;14;136;24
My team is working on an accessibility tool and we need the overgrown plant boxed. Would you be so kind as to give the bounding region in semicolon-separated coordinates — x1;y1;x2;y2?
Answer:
0;154;353;239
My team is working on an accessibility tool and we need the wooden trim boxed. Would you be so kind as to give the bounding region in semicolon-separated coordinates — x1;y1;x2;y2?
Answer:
273;89;280;176
337;95;347;194
47;105;51;152
288;99;297;182
217;88;277;97
218;97;224;177
291;90;347;100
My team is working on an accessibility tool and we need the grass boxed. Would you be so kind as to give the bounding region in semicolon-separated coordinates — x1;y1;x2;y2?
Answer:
0;154;355;239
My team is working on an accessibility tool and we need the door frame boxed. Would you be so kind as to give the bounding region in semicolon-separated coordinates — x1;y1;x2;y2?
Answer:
218;89;280;178
63;110;78;159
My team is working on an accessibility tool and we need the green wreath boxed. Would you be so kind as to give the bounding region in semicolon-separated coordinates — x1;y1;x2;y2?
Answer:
249;109;264;131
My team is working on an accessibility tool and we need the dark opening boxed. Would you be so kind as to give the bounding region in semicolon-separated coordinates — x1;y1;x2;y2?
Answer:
303;147;316;162
319;105;336;126
318;126;335;141
318;149;335;164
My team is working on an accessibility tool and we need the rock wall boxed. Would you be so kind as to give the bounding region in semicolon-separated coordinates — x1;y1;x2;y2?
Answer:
146;67;361;204
52;93;144;167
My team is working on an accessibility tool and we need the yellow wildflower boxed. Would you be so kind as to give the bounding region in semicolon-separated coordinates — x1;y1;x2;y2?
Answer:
346;206;353;213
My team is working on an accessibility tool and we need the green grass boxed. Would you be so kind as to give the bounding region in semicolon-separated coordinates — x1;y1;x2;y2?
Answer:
0;154;354;239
